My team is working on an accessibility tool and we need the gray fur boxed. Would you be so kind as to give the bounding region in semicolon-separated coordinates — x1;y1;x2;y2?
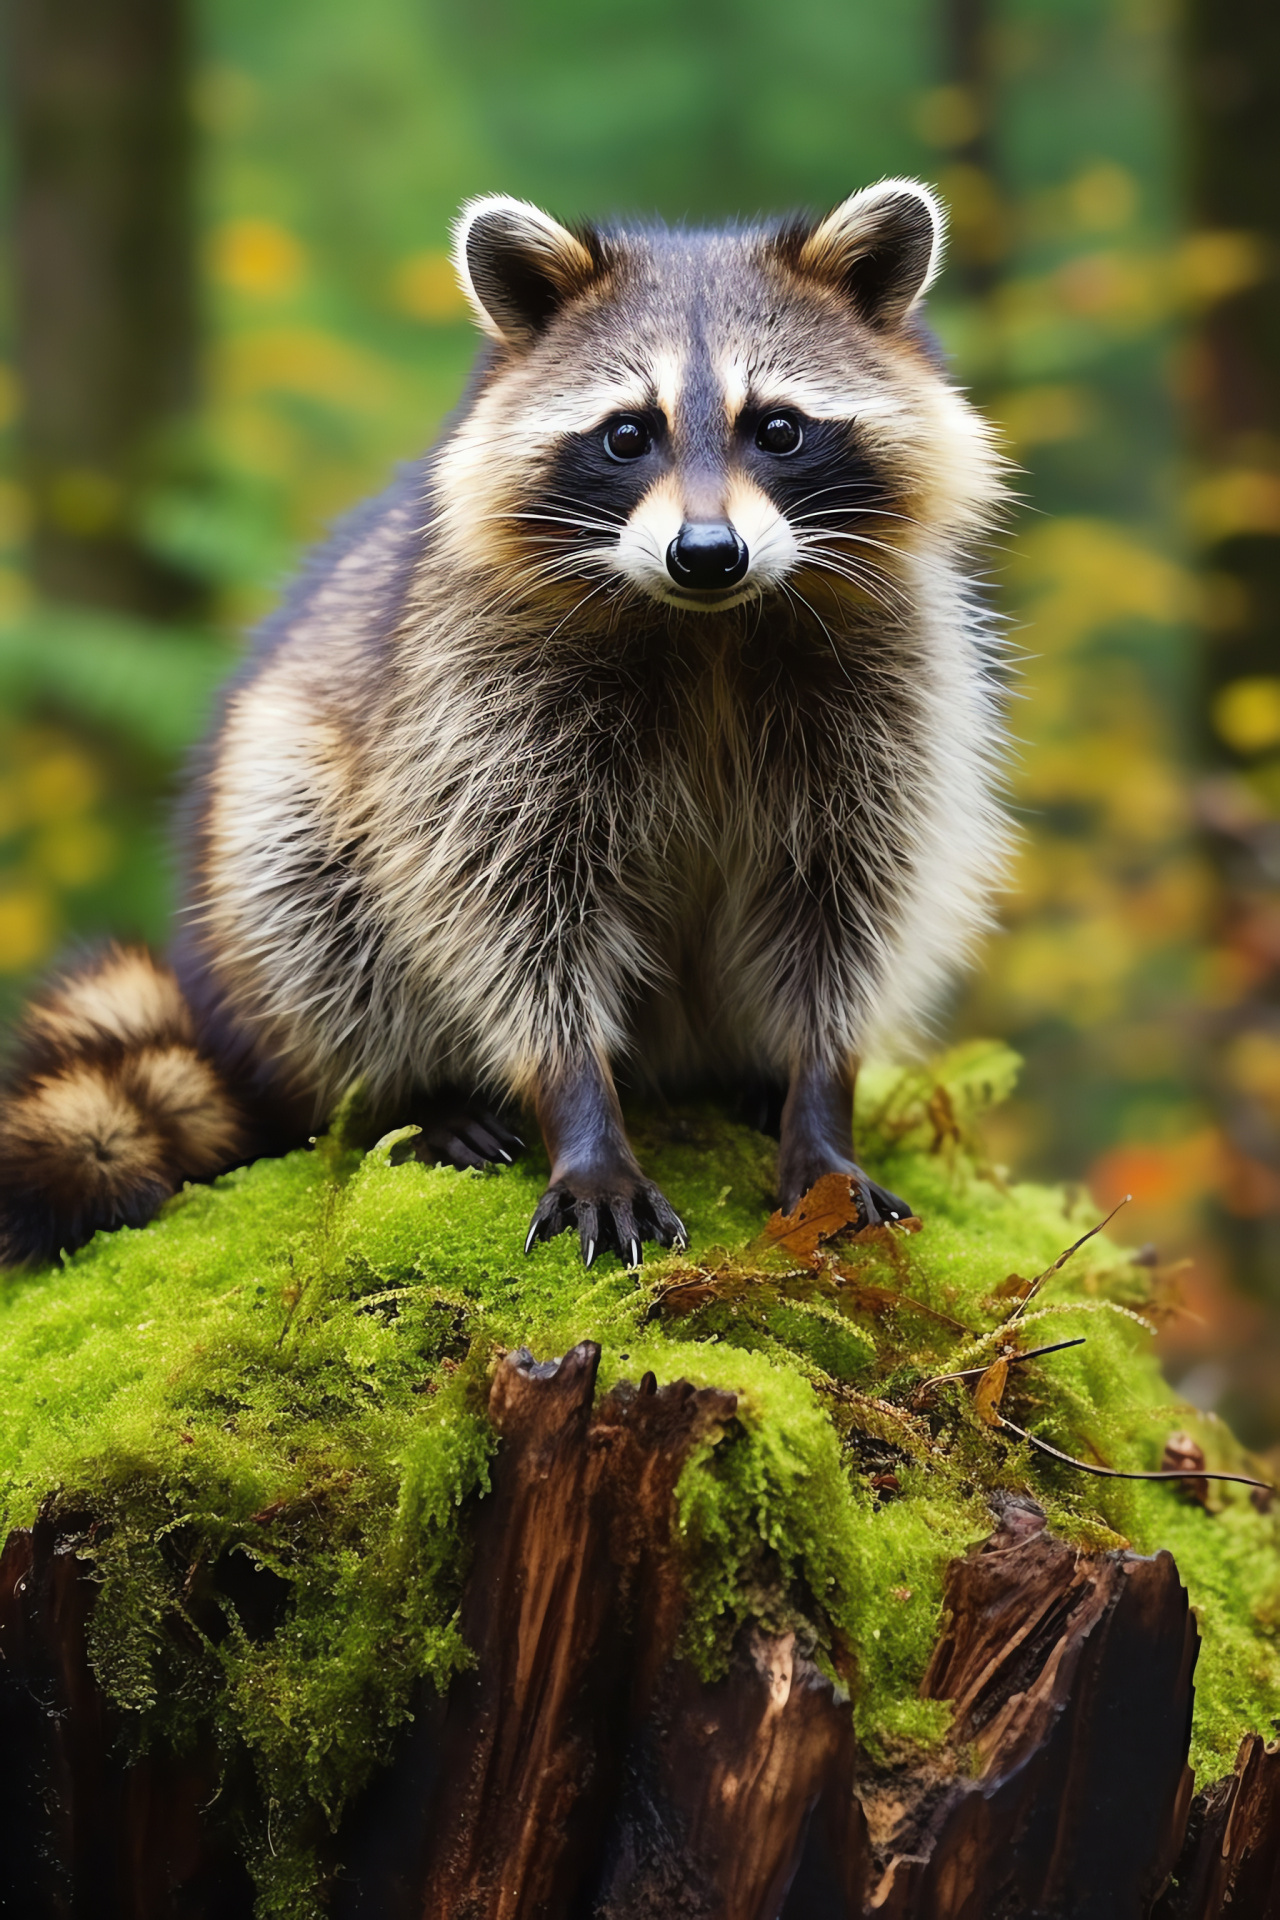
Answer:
175;184;1009;1151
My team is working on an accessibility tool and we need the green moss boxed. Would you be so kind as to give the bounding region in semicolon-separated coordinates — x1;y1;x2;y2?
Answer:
3;1045;1279;1914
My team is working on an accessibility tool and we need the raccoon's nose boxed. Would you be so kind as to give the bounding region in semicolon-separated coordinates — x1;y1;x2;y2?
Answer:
666;521;749;592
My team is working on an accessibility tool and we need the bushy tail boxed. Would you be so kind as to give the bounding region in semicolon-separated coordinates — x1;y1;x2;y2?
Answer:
0;944;244;1267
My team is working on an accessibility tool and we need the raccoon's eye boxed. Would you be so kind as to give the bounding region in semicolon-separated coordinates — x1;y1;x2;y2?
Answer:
603;415;652;461
756;412;803;456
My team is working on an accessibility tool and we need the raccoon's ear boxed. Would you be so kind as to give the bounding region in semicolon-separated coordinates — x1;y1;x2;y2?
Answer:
793;179;944;328
452;195;600;346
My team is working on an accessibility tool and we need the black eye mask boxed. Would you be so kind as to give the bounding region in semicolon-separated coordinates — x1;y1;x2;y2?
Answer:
535;412;669;554
528;406;890;572
741;414;892;531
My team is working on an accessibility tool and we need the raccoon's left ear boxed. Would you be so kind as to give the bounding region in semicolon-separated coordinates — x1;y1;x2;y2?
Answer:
452;195;601;346
793;178;944;328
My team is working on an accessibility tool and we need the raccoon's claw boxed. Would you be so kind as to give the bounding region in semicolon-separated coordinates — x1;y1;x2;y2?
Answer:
524;1174;686;1267
852;1172;914;1228
414;1100;523;1173
525;1183;577;1252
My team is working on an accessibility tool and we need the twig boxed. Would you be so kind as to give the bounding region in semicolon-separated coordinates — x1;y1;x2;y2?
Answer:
915;1336;1087;1398
1005;1196;1131;1323
994;1413;1273;1491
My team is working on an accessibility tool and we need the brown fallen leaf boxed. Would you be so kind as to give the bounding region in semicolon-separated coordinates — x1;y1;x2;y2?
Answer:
758;1170;863;1264
927;1082;962;1153
973;1355;1010;1427
758;1171;918;1268
915;1337;1086;1403
651;1277;719;1317
831;1273;965;1332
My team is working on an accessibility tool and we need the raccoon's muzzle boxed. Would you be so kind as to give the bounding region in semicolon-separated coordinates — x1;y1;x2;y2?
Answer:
665;519;749;592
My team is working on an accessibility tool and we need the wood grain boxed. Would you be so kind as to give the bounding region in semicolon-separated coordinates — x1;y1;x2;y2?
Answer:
3;1360;1277;1919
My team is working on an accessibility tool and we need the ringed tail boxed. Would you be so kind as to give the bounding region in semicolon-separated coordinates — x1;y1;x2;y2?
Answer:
0;944;244;1267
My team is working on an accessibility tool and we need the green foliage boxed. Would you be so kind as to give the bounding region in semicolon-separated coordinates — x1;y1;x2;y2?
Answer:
0;608;235;759
2;1048;1279;1916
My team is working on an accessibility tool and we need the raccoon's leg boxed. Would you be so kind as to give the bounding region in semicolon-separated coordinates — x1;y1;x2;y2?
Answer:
524;1057;686;1268
0;945;247;1267
776;1058;913;1225
736;1076;787;1138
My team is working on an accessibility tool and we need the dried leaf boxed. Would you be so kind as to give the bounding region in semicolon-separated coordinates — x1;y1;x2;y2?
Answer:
927;1083;962;1153
650;1277;719;1317
914;1336;1086;1401
832;1274;966;1332
758;1171;867;1266
974;1356;1009;1427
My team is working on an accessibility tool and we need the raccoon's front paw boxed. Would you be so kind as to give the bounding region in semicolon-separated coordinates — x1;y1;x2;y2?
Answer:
524;1171;687;1267
778;1158;914;1228
412;1100;523;1172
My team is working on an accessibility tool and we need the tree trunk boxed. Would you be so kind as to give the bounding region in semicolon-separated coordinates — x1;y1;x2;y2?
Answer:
8;0;203;616
1183;0;1280;1414
936;0;1004;311
2;1344;1278;1918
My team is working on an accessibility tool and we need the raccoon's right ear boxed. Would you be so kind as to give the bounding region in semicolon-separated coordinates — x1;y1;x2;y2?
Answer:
792;178;945;328
452;195;601;346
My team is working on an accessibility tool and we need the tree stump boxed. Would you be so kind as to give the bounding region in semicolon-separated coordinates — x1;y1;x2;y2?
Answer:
2;1342;1278;1919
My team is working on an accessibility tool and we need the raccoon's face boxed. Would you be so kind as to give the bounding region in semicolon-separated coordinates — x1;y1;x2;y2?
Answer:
433;182;1001;621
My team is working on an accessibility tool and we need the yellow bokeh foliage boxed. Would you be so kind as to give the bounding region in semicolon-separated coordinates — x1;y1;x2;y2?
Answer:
209;218;308;298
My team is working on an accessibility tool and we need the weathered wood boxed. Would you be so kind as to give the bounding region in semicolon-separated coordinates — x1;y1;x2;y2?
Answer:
596;1625;865;1920
406;1344;739;1919
1153;1731;1280;1920
3;1353;1279;1919
0;1514;254;1916
860;1495;1198;1920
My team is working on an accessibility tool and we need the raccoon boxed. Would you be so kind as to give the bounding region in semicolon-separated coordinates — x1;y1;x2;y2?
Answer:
0;178;1008;1270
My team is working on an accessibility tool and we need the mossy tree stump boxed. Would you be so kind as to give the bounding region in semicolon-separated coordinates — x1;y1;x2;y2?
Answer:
4;1057;1280;1916
4;1340;1279;1919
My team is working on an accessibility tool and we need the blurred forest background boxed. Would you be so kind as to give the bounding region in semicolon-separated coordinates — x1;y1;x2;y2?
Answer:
1;0;1279;1437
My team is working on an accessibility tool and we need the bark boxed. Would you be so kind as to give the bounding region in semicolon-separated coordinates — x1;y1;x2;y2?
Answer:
1183;0;1280;1381
937;0;1004;308
399;1349;740;1918
8;0;203;616
2;1347;1278;1918
0;1516;253;1917
1153;1731;1280;1919
864;1498;1197;1919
